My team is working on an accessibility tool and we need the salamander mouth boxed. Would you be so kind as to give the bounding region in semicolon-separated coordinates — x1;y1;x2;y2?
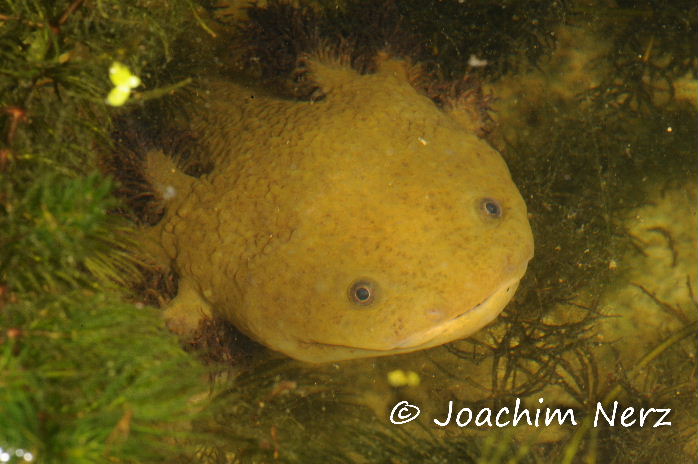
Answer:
301;275;522;355
390;291;497;349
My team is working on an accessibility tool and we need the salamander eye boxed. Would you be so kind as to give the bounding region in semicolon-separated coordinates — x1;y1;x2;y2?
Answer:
348;279;377;306
480;198;502;218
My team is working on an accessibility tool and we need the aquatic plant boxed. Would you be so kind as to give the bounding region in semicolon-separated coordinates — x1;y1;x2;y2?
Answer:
0;0;213;462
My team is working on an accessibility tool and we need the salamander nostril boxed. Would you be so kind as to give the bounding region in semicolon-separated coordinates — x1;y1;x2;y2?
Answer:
426;307;447;321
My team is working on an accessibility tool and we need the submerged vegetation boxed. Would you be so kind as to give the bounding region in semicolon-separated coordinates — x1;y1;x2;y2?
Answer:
1;0;696;462
0;1;212;462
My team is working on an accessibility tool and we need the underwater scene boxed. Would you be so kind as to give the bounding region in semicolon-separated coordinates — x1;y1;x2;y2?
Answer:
0;0;696;462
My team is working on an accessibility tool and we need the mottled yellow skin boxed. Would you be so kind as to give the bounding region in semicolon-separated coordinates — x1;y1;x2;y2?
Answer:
145;58;534;363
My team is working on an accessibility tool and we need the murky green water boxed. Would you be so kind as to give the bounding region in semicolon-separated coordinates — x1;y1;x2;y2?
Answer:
173;2;696;463
2;1;695;463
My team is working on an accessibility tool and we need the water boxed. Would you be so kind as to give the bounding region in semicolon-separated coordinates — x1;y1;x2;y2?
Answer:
184;2;697;462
